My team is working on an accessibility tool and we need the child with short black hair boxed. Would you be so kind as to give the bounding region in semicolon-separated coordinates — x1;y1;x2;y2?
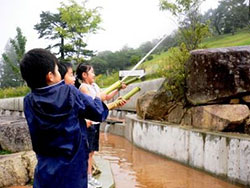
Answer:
20;48;109;188
58;61;75;85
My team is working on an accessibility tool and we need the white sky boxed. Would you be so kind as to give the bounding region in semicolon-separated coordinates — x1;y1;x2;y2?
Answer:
0;0;219;55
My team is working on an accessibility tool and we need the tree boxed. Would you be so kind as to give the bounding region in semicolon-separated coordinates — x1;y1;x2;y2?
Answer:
0;27;26;88
179;9;211;50
88;57;108;75
160;0;211;50
220;0;248;34
34;0;101;62
203;8;224;35
204;0;249;35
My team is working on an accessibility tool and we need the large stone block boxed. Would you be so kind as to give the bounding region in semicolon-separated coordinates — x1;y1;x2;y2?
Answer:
186;46;250;105
191;104;249;131
0;151;36;187
136;90;175;120
0;116;32;152
115;78;165;111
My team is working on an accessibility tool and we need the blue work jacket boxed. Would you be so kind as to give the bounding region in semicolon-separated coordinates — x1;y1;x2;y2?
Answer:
23;81;108;188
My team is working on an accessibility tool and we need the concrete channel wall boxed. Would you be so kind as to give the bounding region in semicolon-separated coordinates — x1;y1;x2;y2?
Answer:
122;114;250;186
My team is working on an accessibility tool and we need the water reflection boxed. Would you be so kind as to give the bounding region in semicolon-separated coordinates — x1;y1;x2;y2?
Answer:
97;133;243;188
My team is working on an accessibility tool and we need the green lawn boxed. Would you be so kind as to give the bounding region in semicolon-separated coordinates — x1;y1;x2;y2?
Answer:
203;30;250;48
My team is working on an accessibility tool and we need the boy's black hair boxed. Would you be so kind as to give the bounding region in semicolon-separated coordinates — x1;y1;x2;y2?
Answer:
75;63;92;88
58;62;73;79
20;48;59;89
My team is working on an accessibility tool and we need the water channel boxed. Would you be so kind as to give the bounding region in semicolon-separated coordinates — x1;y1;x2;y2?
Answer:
97;132;244;188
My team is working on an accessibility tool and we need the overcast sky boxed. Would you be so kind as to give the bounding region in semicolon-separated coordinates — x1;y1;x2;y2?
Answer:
0;0;219;55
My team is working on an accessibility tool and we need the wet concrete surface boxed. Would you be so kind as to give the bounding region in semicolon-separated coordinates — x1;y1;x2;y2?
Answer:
97;133;244;188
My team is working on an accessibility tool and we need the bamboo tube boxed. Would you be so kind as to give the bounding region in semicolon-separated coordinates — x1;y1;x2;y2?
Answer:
104;77;141;95
122;87;141;100
124;77;140;85
107;87;141;110
103;80;122;94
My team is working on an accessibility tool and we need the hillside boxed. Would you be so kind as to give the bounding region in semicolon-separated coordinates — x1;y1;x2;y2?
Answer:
96;29;250;88
203;29;250;48
1;30;250;98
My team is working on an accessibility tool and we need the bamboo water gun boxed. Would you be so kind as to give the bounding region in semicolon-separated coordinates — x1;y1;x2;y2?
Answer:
103;76;141;95
107;87;141;110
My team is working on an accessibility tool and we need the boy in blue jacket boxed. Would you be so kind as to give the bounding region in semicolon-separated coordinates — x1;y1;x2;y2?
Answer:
20;48;109;188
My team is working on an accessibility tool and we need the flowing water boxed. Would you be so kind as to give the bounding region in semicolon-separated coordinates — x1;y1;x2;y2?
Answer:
97;133;244;188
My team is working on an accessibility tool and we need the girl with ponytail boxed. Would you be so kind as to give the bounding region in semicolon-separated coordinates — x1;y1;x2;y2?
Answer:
75;63;127;188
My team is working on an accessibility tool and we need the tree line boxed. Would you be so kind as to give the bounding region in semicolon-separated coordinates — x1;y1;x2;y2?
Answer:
0;0;249;88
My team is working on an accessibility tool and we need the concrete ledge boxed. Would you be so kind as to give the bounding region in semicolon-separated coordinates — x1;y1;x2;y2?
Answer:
123;114;250;186
0;97;24;112
100;122;125;137
94;156;115;188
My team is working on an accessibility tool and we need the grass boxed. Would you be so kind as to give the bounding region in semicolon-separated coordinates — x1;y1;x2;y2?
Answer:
203;29;250;48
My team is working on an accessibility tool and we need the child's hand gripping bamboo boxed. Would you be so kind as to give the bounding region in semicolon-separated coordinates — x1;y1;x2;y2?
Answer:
107;87;141;110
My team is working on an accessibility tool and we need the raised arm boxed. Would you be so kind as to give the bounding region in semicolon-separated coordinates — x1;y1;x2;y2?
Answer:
103;82;127;101
74;87;109;123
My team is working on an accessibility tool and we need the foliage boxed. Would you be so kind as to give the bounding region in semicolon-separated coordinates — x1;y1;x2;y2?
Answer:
220;0;248;34
179;20;211;50
158;43;190;99
89;47;141;75
160;0;204;16
34;0;102;61
0;86;30;99
160;0;211;50
95;44;190;101
80;28;250;91
130;55;141;65
156;31;179;52
203;0;248;35
0;27;26;88
95;72;119;88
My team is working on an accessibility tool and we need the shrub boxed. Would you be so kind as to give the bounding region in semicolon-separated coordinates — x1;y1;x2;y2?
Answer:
158;43;190;100
0;86;30;99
